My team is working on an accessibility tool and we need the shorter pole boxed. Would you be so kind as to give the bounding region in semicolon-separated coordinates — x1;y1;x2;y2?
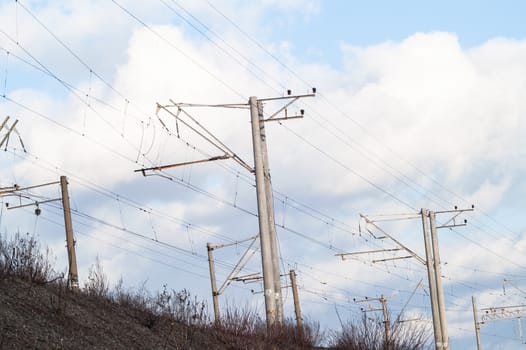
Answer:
60;176;79;289
290;270;303;333
207;243;220;324
380;295;390;350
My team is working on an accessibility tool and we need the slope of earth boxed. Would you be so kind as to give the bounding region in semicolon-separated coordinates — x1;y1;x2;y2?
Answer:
0;277;221;349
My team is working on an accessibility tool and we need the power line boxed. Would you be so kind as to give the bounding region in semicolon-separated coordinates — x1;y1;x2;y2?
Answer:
157;0;283;95
279;122;416;210
4;146;452;317
14;0;519;276
200;0;522;252
9;193;260;286
13;0;519;261
110;0;245;100
0;31;148;160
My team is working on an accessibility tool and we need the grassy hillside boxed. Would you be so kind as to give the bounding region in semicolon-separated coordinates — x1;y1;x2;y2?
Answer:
0;232;430;349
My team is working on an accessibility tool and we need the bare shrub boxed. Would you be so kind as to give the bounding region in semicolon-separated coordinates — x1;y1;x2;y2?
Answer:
302;317;324;347
330;313;431;350
49;276;70;316
209;304;322;349
0;231;56;283
282;317;323;348
209;304;265;349
218;303;264;337
265;318;323;349
389;317;432;350
112;280;159;329
155;286;209;327
83;256;109;297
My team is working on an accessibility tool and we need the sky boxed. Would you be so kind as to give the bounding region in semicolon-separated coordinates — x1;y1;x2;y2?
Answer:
1;1;526;349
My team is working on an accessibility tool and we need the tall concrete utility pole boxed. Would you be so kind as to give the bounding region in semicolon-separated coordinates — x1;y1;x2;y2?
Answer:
60;176;79;289
429;205;473;349
249;96;281;326
347;208;472;350
429;211;449;350
421;208;443;350
261;113;283;324
249;91;316;327
148;90;315;329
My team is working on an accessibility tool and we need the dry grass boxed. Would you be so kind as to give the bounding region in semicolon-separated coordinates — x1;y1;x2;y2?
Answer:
0;232;432;349
0;231;59;283
329;313;431;350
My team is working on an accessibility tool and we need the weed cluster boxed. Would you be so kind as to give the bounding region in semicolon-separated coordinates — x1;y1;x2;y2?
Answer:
0;231;58;283
330;314;431;350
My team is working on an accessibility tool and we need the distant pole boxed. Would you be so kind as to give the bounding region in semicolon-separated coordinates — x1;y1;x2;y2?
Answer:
207;242;220;324
421;208;443;350
380;295;390;350
429;211;449;350
250;96;278;328
472;296;482;350
60;176;79;289
289;270;303;333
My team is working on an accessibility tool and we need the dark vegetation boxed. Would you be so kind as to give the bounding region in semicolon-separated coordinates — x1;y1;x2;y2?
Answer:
0;232;431;349
329;314;431;350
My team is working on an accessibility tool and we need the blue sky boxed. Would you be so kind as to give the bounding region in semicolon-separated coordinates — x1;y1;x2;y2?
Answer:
275;1;526;65
1;1;526;349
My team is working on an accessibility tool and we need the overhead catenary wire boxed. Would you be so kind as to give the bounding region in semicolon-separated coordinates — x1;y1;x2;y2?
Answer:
10;0;517;274
0;45;146;128
0;39;262;220
3;163;512;342
1;34;372;266
11;0;520;260
35;208;254;286
0;33;148;163
200;0;523;249
1;11;265;225
157;0;284;95
107;0;435;225
9;193;261;285
3;145;450;312
0;74;508;318
2;50;8;97
137;0;446;224
3;144;512;316
3;30;496;334
7;172;443;314
110;0;245;100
